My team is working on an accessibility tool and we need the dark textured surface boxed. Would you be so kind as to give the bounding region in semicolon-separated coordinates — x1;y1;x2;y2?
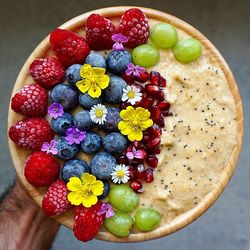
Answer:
0;0;249;249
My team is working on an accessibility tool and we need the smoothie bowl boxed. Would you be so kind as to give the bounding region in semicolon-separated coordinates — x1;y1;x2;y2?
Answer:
8;6;243;242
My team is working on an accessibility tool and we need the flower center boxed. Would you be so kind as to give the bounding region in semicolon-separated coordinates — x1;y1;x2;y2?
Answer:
117;170;125;178
127;90;135;99
95;109;104;118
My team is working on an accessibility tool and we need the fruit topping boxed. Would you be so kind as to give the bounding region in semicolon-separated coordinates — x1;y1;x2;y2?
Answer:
11;83;48;117
150;23;178;49
109;185;139;212
50;29;90;67
119;8;149;48
86;14;116;50
29;58;65;89
103;132;128;155
104;211;134;237
135;208;161;231
173;38;202;63
89;152;117;180
9;118;54;150
132;44;160;68
73;202;104;242
42;179;71;216
80;131;102;154
24;151;60;187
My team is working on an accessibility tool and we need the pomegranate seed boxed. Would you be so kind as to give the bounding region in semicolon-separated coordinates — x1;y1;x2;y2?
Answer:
136;71;150;83
143;134;151;143
144;168;154;183
120;102;130;109
159;76;167;87
146;137;161;148
132;158;143;166
139;97;154;109
150;105;161;122
117;155;128;164
130;181;143;193
148;124;162;137
148;146;161;154
137;170;146;180
128;166;137;181
156;90;165;101
156;116;165;128
122;73;134;83
157;101;170;111
146;154;158;168
145;84;160;95
132;83;144;92
162;110;169;117
149;71;160;85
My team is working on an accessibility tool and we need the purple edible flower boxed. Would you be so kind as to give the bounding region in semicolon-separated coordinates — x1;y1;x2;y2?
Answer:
48;103;64;119
112;33;128;51
65;127;86;145
41;140;58;155
126;146;145;160
125;63;145;77
97;203;115;218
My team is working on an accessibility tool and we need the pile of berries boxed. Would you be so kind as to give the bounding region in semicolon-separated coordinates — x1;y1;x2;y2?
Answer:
8;8;171;242
117;70;171;192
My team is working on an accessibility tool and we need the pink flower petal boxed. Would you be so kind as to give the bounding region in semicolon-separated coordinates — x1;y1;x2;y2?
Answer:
126;151;134;160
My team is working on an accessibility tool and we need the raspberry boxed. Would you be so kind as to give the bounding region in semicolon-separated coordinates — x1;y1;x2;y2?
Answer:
29;58;65;89
9;118;54;150
73;202;104;242
86;14;116;50
24;152;60;187
119;8;149;48
50;29;90;67
42;180;71;216
11;84;48;117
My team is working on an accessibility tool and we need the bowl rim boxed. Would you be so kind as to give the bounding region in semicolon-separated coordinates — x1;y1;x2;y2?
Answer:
7;6;244;243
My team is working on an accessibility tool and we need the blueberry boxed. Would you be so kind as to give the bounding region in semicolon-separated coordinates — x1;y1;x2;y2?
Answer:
103;75;127;104
85;52;106;69
50;84;78;111
74;110;94;131
90;152;117;180
61;159;89;182
55;136;79;160
79;93;102;110
51;112;74;135
107;50;132;75
98;180;110;199
100;107;121;132
80;132;102;154
103;132;128;154
66;64;82;85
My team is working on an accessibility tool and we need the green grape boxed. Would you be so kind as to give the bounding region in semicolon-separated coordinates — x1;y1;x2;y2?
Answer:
173;38;202;63
135;208;161;232
132;44;160;68
108;185;139;212
150;23;178;49
104;212;134;237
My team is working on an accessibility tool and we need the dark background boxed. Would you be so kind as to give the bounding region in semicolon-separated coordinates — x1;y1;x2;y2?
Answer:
0;0;249;249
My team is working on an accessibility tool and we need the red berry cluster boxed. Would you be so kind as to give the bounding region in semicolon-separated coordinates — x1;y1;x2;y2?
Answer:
119;71;172;193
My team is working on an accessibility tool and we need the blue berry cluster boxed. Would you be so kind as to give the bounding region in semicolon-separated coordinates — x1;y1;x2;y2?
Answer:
49;51;132;199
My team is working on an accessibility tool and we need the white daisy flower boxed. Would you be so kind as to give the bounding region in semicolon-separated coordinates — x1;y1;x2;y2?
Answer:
90;104;108;125
122;85;142;105
111;164;130;184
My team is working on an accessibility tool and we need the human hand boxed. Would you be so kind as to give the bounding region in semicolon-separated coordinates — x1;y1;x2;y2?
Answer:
0;178;60;250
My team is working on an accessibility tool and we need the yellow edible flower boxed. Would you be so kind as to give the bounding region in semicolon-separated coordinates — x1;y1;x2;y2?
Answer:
118;106;153;141
67;173;104;208
76;64;109;98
